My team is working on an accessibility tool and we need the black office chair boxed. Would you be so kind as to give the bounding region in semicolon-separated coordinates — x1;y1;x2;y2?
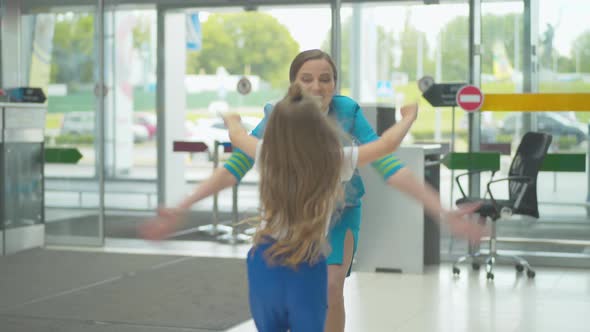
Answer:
452;132;553;280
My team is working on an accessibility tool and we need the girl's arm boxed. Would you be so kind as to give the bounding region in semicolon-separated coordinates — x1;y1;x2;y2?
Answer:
357;103;418;167
138;112;265;241
138;166;237;240
223;104;270;181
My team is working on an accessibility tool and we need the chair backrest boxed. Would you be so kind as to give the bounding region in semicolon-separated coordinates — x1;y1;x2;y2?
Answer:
508;132;553;218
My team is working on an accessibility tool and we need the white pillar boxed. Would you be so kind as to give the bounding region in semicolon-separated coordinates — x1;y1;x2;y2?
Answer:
1;0;23;87
157;10;186;206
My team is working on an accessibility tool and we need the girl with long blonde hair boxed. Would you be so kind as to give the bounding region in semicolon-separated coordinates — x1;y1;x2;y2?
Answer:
220;83;418;332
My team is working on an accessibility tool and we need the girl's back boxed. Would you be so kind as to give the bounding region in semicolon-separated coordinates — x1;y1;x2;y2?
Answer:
255;83;349;268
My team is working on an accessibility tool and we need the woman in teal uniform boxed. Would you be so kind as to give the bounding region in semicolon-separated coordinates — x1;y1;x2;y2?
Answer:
222;49;482;331
140;49;484;332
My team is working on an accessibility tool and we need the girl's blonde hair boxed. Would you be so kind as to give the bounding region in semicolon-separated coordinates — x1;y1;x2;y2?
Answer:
254;83;345;268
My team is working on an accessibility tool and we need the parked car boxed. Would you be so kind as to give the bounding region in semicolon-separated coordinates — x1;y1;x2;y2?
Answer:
133;112;157;139
499;112;587;144
132;112;208;141
60;112;94;136
187;116;260;159
133;125;149;143
459;113;498;143
61;111;149;143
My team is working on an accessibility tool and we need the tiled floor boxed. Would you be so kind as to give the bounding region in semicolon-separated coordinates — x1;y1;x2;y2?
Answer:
56;239;590;332
227;264;590;332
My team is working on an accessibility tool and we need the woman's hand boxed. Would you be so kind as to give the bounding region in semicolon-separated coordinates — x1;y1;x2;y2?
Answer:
442;202;489;243
220;112;242;129
399;103;418;122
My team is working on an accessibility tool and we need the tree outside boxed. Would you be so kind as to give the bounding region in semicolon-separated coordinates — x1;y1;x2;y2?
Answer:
572;30;590;73
45;10;590;141
186;12;299;89
50;13;94;88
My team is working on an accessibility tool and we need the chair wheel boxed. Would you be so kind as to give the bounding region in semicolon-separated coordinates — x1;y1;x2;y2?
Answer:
526;269;536;278
452;267;460;275
515;264;524;272
486;272;494;280
472;263;480;270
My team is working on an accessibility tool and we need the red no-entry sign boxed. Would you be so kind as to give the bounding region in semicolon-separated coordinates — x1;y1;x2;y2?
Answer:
456;85;484;112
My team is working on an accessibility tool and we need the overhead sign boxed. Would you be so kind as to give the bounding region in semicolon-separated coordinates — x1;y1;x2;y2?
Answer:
5;87;47;103
186;12;202;51
422;82;466;107
456;85;484;112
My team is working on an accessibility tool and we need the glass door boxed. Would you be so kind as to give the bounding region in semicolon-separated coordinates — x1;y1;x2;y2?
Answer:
22;2;106;246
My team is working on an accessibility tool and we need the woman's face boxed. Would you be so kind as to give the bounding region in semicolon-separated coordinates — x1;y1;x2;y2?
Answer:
294;59;336;112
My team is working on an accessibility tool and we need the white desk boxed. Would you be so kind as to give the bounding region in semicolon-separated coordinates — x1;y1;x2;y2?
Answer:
354;145;441;274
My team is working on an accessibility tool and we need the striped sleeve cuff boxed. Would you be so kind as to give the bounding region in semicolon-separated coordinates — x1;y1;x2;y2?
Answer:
223;150;254;182
371;154;404;180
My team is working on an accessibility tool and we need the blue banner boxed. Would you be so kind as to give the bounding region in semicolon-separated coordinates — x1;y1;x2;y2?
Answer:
186;13;202;51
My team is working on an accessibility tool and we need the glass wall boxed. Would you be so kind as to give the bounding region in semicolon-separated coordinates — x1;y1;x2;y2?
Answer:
19;6;104;246
340;1;473;259
181;6;330;168
444;1;527;257
339;1;589;263
159;4;333;242
22;3;160;244
341;2;469;148
100;7;159;237
496;0;590;258
450;0;590;260
3;0;588;263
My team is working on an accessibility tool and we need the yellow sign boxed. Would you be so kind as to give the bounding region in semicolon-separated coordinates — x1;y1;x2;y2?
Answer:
482;93;590;112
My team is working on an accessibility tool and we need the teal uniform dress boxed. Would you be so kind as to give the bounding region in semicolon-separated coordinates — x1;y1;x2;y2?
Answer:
224;95;404;275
